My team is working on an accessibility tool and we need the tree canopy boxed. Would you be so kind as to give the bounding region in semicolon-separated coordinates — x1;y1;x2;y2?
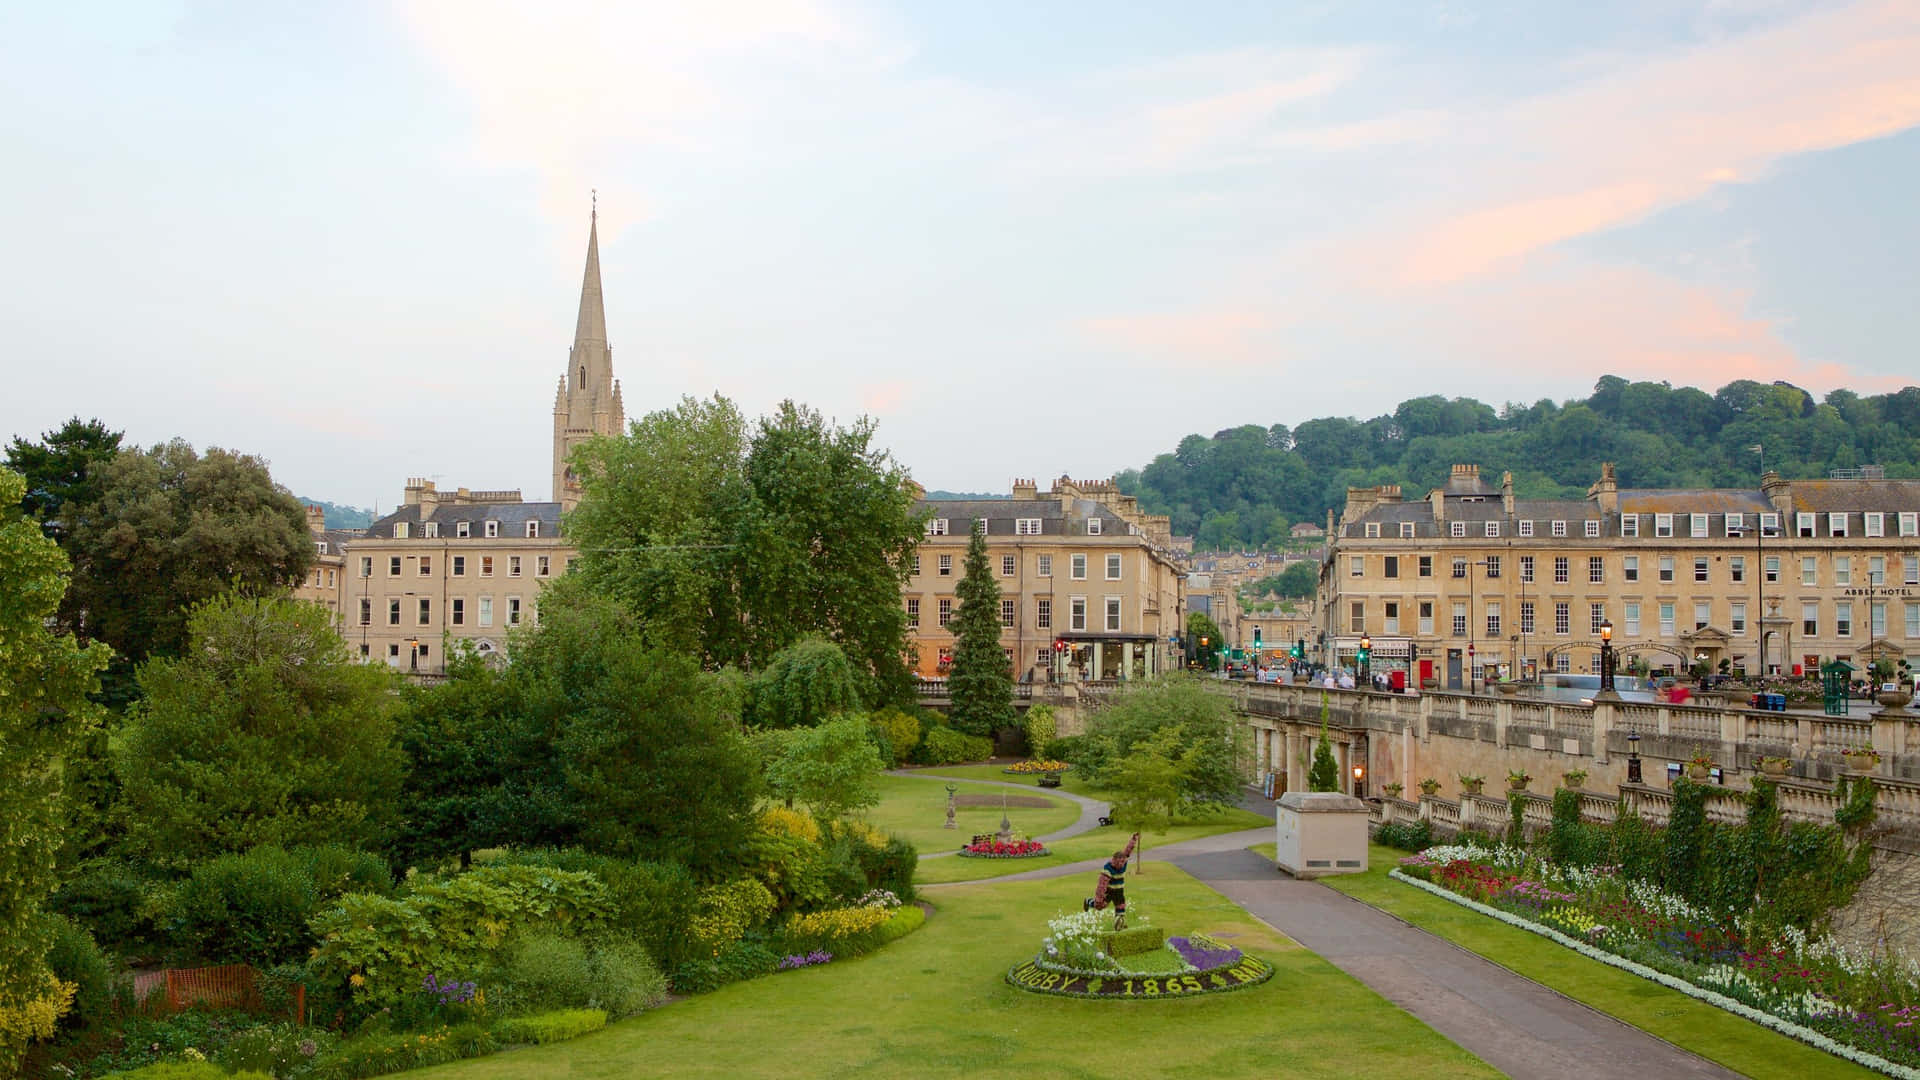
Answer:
1072;677;1245;808
1118;378;1920;550
0;468;111;1074
568;395;923;705
115;593;404;870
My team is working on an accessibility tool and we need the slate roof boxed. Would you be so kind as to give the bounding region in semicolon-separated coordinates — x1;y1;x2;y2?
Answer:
363;501;564;539
916;497;1126;537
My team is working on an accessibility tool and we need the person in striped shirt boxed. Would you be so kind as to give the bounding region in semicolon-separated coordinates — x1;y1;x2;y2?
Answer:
1083;832;1140;929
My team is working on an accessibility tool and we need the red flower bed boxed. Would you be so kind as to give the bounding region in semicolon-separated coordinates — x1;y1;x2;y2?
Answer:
960;839;1048;858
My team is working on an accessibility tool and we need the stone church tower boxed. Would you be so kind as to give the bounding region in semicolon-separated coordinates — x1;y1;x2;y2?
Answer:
552;203;625;509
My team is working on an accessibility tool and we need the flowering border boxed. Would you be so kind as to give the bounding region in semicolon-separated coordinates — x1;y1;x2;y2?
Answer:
1387;869;1920;1080
956;846;1051;859
1006;955;1273;999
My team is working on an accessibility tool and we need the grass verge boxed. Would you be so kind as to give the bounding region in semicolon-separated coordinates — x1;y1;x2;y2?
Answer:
406;865;1497;1080
861;775;1078;854
1301;842;1884;1080
917;810;1270;885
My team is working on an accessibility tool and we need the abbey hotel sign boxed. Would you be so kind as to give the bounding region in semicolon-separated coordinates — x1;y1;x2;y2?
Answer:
1844;586;1916;597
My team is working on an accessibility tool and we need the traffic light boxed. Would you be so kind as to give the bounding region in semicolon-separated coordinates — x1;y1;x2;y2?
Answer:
1291;639;1304;660
1252;625;1262;650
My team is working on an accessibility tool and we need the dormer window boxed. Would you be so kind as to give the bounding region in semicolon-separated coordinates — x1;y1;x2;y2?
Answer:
424;522;439;538
456;521;470;538
1865;512;1885;537
1484;522;1499;538
1724;513;1744;535
1015;518;1041;535
1690;513;1708;538
1518;520;1534;537
1621;515;1638;537
1797;512;1815;537
1655;514;1673;538
1829;512;1848;538
394;522;409;539
1584;520;1600;538
485;520;499;538
526;521;540;538
315;541;328;555
926;518;948;536
1761;512;1781;537
1551;520;1567;537
1365;522;1381;538
1900;512;1918;537
1087;519;1102;536
1450;522;1465;538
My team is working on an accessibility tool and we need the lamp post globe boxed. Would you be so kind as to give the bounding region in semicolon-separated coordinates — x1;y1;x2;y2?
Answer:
1358;633;1372;683
1598;619;1616;695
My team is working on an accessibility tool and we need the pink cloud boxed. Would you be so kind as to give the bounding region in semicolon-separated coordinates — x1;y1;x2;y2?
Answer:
1079;306;1280;368
1382;0;1920;285
858;380;911;414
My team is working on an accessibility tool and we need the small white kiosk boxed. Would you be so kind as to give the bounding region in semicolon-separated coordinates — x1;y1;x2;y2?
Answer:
1273;791;1370;878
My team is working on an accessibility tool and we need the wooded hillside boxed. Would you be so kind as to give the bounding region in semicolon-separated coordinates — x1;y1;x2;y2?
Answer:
1116;377;1920;550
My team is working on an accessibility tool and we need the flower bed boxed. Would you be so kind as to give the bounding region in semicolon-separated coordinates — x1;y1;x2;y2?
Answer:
1004;760;1071;775
1006;910;1273;998
1394;844;1920;1077
957;839;1049;858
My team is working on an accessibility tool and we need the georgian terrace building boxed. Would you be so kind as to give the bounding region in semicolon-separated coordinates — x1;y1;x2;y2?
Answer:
907;478;1186;682
1322;464;1920;689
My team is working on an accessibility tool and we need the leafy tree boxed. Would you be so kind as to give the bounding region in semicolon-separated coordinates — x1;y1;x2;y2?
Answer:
0;469;111;1074
1185;610;1223;671
115;593;404;869
947;519;1013;738
569;396;922;705
1253;561;1318;599
1074;677;1244;807
62;440;312;685
1308;696;1341;793
391;644;575;870
763;715;885;818
749;636;864;728
2;416;122;543
522;590;762;871
1105;727;1197;841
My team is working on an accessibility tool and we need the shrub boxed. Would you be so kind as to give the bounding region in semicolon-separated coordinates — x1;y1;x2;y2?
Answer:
686;879;777;953
104;1064;274;1080
166;846;318;966
870;707;920;766
779;905;892;953
496;932;594;1015
585;937;668;1018
307;1023;495;1079
919;726;993;765
1372;820;1432;852
491;850;699;968
215;1021;339;1077
1022;705;1057;753
876;903;925;946
668;941;780;994
493;1008;608;1045
1043;734;1082;763
50;857;167;955
45;915;114;1031
294;845;392;899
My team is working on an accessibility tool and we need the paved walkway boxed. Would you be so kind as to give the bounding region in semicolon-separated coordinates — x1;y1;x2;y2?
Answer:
917;787;1740;1080
886;770;1111;859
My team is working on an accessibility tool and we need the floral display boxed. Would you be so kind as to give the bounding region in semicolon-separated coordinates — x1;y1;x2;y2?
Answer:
777;950;833;970
1004;760;1072;774
958;839;1049;858
1168;934;1243;972
1006;957;1273;998
1396;843;1920;1075
854;888;902;910
421;974;479;1006
1013;908;1271;998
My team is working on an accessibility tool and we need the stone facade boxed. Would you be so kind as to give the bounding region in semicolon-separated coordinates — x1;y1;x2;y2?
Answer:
1323;462;1920;688
292;504;357;630
906;478;1184;682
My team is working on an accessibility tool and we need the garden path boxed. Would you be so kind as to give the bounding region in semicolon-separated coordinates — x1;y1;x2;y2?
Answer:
884;770;1111;859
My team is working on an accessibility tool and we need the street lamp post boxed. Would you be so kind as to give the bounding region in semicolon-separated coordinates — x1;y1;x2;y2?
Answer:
1358;633;1372;684
1627;728;1642;785
406;636;419;672
1598;619;1617;697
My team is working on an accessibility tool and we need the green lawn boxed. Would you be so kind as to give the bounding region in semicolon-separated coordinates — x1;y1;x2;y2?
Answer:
1299;843;1884;1080
406;866;1498;1080
916;810;1269;885
900;762;1108;798
860;775;1079;855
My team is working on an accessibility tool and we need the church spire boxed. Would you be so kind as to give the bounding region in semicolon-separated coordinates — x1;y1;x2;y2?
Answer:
573;192;607;349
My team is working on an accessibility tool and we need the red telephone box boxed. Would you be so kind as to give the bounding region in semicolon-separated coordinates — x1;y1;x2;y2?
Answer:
1418;658;1433;685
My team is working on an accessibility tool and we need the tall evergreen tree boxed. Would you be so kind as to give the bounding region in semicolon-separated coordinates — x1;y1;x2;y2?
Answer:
947;519;1013;738
1308;694;1341;793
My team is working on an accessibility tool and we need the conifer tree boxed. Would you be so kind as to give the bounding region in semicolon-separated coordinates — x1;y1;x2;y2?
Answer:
948;519;1014;738
1308;693;1341;792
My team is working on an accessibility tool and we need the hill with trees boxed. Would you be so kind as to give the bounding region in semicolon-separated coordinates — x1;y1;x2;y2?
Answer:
1116;377;1920;551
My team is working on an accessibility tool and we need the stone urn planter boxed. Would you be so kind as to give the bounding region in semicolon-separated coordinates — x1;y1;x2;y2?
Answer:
1877;690;1914;714
1685;762;1713;782
1417;780;1442;798
1758;757;1791;779
1495;681;1520;697
1421;678;1440;691
1561;771;1587;790
1459;777;1485;796
1841;749;1881;775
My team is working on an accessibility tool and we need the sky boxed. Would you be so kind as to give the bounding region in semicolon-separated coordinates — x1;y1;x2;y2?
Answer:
4;1;1919;509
